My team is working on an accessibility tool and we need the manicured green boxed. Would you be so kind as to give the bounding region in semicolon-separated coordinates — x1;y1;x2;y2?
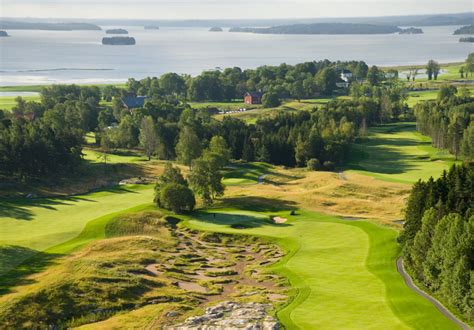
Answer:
0;95;40;110
347;122;457;184
0;185;153;257
183;208;457;329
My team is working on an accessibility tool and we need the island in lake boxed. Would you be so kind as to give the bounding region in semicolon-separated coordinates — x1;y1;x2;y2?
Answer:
0;30;9;37
106;28;128;35
0;20;101;31
454;25;474;35
209;27;223;32
459;37;474;43
144;25;160;30
229;23;401;35
102;36;136;45
399;27;423;34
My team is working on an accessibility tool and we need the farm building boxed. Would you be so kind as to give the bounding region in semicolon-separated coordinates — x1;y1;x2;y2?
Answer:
340;70;353;82
122;96;148;110
244;92;263;105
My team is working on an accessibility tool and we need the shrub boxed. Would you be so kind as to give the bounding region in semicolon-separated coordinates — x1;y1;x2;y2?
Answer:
306;158;321;171
262;92;281;108
323;161;335;171
160;183;196;214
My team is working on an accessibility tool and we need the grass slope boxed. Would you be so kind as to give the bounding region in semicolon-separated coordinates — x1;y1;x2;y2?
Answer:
347;122;457;184
183;209;457;329
0;185;153;277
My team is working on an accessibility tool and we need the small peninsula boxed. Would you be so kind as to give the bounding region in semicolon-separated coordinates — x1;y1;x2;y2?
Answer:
144;25;160;30
209;27;223;32
399;27;423;34
459;37;474;43
106;28;128;35
454;25;474;35
0;20;101;31
229;23;401;35
0;30;9;37
102;36;136;45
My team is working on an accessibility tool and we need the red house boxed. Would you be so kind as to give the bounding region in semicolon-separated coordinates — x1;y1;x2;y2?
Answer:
244;92;263;105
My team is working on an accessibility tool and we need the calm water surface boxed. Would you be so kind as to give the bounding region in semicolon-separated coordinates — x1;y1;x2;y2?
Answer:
0;25;472;86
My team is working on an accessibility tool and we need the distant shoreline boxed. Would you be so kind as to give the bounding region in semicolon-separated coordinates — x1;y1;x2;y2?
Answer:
0;61;465;90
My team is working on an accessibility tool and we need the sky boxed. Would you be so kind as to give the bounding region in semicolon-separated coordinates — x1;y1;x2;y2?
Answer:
1;0;472;20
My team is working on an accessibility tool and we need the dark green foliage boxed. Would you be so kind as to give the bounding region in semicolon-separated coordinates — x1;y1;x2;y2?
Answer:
454;25;474;35
188;157;225;205
262;92;281;108
125;60;373;102
159;183;196;213
400;165;473;321
154;163;189;207
426;60;441;80
306;158;321;171
415;87;473;159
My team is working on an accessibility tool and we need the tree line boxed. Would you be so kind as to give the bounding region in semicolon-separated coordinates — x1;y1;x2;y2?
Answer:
108;60;398;103
99;82;407;170
0;85;101;179
399;164;473;321
0;77;408;180
414;86;473;160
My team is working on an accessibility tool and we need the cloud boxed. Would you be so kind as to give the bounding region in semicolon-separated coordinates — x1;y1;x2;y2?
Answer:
2;0;472;19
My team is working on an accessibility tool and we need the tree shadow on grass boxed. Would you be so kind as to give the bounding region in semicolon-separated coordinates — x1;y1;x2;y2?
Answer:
0;245;62;295
0;186;139;221
195;211;292;230
219;196;298;213
345;125;432;176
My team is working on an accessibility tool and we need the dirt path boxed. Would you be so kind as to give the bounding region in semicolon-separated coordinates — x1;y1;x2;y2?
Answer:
396;258;471;330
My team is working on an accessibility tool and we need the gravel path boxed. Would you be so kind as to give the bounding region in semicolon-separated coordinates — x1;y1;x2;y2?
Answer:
396;258;471;330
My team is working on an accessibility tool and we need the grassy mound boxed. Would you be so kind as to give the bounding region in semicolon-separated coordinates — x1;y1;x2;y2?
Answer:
105;211;167;237
0;210;287;329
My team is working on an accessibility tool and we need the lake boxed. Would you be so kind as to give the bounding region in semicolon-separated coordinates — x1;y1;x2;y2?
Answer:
0;25;472;86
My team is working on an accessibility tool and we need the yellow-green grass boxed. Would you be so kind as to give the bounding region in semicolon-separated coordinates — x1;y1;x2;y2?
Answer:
406;90;439;108
82;148;148;164
0;83;126;93
347;122;457;184
0;95;41;111
188;101;255;111
0;185;154;277
222;162;274;186
182;208;457;329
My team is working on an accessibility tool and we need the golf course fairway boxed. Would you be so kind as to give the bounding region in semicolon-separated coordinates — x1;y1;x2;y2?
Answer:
0;185;154;276
184;209;458;329
347;123;456;184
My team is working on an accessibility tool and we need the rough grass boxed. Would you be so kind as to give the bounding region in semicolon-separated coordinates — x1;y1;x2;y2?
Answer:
347;122;457;184
223;165;409;223
183;208;458;329
0;209;286;329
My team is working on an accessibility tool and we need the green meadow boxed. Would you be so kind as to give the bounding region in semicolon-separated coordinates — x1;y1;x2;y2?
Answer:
347;122;457;184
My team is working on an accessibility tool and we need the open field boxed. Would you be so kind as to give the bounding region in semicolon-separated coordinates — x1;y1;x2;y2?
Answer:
347;122;457;184
0;95;41;111
183;208;457;329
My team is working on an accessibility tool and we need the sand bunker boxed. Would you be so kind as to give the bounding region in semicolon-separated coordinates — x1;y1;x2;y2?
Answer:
272;217;287;224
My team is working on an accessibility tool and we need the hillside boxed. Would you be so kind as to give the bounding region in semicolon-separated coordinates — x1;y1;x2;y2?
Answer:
454;25;474;35
0;20;101;31
230;23;401;35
